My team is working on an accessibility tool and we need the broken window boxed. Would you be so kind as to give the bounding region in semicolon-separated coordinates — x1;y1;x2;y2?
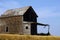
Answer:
6;27;8;32
26;26;28;29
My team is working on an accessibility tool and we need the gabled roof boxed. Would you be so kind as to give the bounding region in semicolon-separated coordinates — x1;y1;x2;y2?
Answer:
1;6;38;17
1;6;31;16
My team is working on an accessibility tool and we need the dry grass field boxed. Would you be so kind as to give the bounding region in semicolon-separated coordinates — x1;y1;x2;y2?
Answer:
0;34;60;40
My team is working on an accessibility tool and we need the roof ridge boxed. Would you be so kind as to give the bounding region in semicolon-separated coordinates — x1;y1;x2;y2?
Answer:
1;6;32;16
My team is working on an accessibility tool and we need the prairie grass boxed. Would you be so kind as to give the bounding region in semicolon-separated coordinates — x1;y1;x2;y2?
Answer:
0;34;60;40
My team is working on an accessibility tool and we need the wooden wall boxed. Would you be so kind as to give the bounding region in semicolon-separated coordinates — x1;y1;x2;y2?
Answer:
0;16;23;34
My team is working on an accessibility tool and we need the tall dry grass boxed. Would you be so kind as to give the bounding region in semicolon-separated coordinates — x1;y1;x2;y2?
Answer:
0;34;60;40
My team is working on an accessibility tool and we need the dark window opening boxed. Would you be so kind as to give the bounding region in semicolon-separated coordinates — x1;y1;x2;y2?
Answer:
26;26;28;29
6;27;8;32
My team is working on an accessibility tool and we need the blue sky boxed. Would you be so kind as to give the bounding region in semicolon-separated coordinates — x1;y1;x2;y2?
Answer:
0;0;60;36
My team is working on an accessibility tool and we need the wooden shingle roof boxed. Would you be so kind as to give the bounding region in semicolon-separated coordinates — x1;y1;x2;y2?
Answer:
1;6;38;18
1;6;31;16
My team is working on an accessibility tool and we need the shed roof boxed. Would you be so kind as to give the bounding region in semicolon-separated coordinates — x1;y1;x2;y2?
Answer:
1;6;37;17
23;21;49;26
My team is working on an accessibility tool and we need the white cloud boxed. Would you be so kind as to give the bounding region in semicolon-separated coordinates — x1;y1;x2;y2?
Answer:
0;1;21;8
0;0;22;15
0;8;5;15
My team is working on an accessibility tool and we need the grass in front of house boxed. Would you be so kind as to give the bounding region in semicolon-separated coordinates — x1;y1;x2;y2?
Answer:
0;34;60;40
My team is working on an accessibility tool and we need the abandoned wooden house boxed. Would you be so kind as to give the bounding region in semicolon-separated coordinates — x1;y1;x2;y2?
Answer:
0;6;49;35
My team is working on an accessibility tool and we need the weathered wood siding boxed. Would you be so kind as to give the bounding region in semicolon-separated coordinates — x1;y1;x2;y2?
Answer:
0;16;23;34
23;23;31;35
